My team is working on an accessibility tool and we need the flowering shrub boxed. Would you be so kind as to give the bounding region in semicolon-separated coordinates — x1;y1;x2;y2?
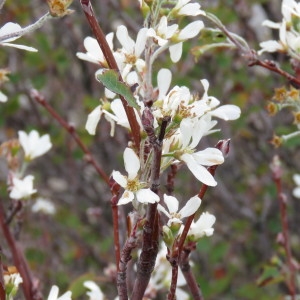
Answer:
0;0;300;299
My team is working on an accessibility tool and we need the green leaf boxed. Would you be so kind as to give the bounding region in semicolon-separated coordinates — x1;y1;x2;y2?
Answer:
96;69;139;109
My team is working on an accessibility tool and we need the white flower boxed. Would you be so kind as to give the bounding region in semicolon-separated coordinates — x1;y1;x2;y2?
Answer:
9;175;37;200
76;33;114;65
172;0;206;17
4;271;23;297
18;130;52;160
188;212;216;240
293;174;300;198
32;198;56;215
112;148;160;205
197;79;241;120
147;16;178;47
0;22;38;52
84;281;104;300
47;286;72;300
169;21;204;62
158;194;201;227
178;117;224;186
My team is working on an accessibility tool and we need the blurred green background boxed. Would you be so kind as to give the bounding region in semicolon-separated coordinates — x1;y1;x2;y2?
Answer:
1;0;299;299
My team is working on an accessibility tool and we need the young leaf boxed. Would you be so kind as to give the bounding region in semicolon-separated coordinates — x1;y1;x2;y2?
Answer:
96;69;139;109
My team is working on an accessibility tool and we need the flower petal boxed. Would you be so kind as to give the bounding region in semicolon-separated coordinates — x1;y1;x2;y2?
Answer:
179;195;201;218
118;190;134;205
123;148;140;179
112;171;127;188
163;194;179;214
181;153;217;186
136;188;160;204
85;105;102;135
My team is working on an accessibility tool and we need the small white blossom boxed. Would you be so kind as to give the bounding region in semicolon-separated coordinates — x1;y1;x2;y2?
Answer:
4;271;23;298
112;148;159;205
76;33;114;65
18;130;52;160
188;212;216;240
84;281;105;300
32;197;56;215
0;22;38;52
172;0;206;17
293;174;300;198
158;194;201;227
47;285;72;300
9;175;37;200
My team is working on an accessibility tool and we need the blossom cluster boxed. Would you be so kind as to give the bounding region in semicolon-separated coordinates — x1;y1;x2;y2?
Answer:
258;0;300;59
77;0;240;249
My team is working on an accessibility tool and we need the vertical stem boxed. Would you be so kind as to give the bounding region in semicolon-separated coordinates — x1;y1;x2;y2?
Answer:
0;200;42;300
180;247;204;300
0;245;5;300
79;0;141;149
271;156;296;299
167;262;178;300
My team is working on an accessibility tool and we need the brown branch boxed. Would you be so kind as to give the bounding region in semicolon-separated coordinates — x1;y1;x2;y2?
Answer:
30;89;110;186
131;115;170;300
79;0;141;150
0;200;42;300
271;156;296;299
179;245;204;300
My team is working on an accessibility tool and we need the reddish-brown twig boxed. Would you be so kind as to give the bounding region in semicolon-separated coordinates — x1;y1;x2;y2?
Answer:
271;156;296;299
31;89;110;186
0;200;42;300
79;0;141;150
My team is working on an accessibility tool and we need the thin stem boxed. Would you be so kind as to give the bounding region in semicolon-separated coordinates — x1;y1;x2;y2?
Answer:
205;12;300;87
117;220;140;300
0;245;5;300
31;89;110;186
179;246;204;300
131;117;169;300
0;200;42;300
271;156;296;299
79;0;141;149
167;262;178;300
0;0;5;10
0;13;52;42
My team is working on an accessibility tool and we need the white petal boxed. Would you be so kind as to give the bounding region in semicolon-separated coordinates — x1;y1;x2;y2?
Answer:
177;3;205;16
118;190;134;205
136;188;160;204
85;105;102;135
258;40;283;55
163;194;179;214
169;43;182;63
179;195;201;218
83;37;104;61
0;22;22;41
135;28;148;57
181;153;217;186
112;171;128;188
211;104;241;120
157;68;172;99
292;187;300;198
180;118;193;148
193;148;224;166
47;285;59;300
1;42;38;52
293;174;300;185
178;21;204;40
116;25;135;53
0;91;7;102
157;204;171;218
123;148;140;179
